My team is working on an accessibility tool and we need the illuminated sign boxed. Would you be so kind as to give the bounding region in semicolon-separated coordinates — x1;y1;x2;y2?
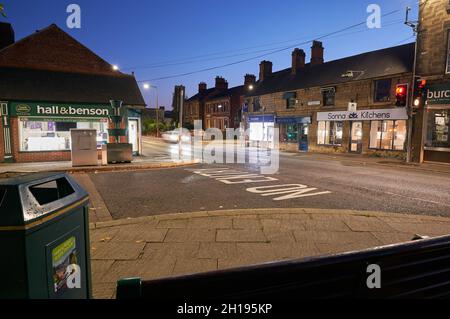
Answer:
10;102;112;118
317;108;408;121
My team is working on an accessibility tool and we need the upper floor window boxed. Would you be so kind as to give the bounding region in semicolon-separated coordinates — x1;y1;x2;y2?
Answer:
253;97;261;112
322;87;335;107
373;79;392;103
283;92;297;109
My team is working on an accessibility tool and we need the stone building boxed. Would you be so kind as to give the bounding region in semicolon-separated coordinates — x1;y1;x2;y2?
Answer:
410;0;450;164
245;41;414;157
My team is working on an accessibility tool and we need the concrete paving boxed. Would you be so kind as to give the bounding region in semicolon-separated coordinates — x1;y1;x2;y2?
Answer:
89;208;450;299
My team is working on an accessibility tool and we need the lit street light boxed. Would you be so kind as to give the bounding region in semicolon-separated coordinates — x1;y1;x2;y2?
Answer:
143;83;160;138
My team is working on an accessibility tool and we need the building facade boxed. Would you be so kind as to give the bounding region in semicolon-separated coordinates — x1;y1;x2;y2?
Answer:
0;23;145;163
245;41;414;157
410;0;450;164
184;75;255;131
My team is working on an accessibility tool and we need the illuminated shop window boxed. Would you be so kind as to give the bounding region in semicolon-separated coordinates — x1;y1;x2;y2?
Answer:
369;120;406;151
280;124;298;143
19;120;109;152
426;110;450;149
317;121;343;146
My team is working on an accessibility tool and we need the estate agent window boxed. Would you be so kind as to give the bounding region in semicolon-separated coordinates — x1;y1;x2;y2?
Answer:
322;87;335;107
369;120;406;150
425;109;450;149
317;121;343;146
446;30;450;74
19;120;109;152
373;79;392;103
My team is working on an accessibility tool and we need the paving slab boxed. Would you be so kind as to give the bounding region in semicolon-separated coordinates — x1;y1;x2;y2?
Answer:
89;208;450;299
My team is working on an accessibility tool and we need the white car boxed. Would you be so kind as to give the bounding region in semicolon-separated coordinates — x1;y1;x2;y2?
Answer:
161;130;191;143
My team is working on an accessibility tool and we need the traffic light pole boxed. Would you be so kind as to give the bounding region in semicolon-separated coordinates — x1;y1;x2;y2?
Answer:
405;6;419;164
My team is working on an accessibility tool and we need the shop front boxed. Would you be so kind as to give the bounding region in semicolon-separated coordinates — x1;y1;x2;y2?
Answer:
4;101;141;163
276;116;311;152
248;114;275;148
422;84;450;163
314;108;408;157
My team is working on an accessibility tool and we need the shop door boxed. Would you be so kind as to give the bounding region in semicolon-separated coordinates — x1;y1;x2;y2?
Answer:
298;124;309;152
128;119;139;154
350;121;363;153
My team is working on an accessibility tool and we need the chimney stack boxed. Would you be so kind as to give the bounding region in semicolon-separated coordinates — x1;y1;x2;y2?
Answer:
291;48;306;75
198;82;207;94
0;22;15;50
311;41;324;66
215;76;228;91
244;74;256;87
259;60;273;81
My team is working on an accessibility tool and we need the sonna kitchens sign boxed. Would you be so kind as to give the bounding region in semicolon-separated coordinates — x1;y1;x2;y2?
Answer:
317;108;408;122
10;102;112;118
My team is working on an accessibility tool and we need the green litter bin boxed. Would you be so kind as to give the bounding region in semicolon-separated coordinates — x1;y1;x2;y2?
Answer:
0;172;92;299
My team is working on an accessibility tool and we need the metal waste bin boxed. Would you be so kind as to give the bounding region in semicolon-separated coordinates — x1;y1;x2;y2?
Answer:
0;172;92;299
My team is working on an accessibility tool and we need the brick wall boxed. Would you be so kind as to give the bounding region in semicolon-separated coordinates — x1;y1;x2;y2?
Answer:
417;0;450;77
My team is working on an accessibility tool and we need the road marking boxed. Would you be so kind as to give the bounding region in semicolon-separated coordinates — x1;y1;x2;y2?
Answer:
187;168;332;201
246;184;332;201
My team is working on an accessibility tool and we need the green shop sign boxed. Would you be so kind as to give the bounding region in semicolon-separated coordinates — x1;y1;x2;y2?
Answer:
426;84;450;105
10;102;112;118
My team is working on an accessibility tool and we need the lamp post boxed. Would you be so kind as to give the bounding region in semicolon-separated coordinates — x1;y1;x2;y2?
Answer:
144;84;160;138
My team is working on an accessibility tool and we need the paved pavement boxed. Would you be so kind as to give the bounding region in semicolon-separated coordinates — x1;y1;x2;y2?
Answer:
89;208;450;299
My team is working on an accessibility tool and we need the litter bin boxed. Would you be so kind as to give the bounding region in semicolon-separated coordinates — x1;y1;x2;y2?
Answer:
0;172;92;299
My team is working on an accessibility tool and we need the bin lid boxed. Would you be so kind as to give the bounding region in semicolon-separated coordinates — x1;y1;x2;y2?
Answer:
0;172;89;229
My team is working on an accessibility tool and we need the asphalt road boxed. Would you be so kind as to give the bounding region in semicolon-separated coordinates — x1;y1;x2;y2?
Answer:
89;138;450;219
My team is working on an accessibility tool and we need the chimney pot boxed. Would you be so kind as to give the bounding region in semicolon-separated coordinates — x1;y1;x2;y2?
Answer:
259;61;273;81
215;76;228;91
244;74;256;87
0;22;15;50
198;82;207;94
291;48;306;75
311;40;324;66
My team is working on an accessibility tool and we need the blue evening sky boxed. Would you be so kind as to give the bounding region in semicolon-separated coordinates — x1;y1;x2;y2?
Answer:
1;0;419;109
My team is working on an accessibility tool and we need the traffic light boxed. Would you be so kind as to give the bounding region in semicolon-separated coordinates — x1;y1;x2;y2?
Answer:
413;78;427;108
395;84;409;107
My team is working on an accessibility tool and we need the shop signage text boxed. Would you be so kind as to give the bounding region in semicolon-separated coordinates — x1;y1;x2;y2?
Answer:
426;84;450;105
317;108;408;122
10;102;111;118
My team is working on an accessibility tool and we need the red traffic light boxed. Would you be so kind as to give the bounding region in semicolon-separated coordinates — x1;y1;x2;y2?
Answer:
395;84;408;107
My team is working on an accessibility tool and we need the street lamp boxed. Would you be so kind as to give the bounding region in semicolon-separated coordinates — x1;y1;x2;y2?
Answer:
144;83;160;138
112;65;120;71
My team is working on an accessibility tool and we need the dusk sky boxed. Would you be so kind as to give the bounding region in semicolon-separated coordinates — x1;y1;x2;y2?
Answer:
2;0;419;109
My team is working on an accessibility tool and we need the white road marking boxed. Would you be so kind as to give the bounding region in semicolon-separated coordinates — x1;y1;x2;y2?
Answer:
187;169;332;201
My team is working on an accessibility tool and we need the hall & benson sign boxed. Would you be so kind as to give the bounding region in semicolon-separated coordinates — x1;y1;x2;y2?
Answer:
10;102;112;118
317;108;408;122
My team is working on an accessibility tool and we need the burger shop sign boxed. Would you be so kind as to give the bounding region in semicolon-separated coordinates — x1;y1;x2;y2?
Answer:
10;102;112;118
317;108;408;122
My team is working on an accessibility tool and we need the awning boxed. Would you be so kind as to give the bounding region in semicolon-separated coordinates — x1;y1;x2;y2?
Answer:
282;92;297;100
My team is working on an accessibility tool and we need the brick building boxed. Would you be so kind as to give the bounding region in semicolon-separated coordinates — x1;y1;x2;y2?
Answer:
184;82;215;128
0;23;145;163
184;75;256;131
245;41;414;157
410;0;450;164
